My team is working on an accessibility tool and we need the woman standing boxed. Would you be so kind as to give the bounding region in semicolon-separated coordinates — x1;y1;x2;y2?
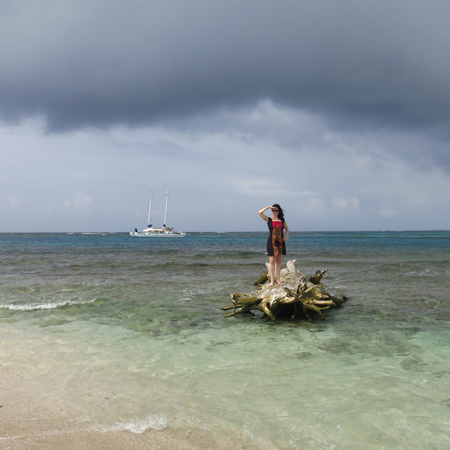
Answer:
258;204;290;286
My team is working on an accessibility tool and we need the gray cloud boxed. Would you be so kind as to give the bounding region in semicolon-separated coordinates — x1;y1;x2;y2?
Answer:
2;0;450;139
2;108;450;233
2;0;450;234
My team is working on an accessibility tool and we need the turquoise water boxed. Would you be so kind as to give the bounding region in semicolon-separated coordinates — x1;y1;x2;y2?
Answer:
1;232;450;449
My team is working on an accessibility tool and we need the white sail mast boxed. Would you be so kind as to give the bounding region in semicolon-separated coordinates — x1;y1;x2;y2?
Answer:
163;190;169;227
130;189;185;237
147;190;153;227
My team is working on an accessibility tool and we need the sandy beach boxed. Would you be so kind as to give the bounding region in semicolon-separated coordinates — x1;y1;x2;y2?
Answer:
0;428;243;450
1;376;257;450
0;331;261;450
0;364;264;450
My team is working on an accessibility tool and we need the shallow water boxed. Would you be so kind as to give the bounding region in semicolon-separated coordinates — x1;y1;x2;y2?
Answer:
1;232;450;449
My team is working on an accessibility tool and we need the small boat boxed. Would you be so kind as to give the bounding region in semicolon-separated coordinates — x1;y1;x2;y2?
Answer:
130;190;186;238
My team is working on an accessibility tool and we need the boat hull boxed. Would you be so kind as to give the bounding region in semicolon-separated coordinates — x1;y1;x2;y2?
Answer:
129;232;186;238
132;190;185;238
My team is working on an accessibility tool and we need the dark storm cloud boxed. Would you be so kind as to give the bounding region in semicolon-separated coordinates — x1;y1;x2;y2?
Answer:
1;0;450;136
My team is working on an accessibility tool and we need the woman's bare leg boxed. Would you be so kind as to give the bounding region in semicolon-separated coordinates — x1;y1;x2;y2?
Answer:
275;255;282;284
269;256;275;286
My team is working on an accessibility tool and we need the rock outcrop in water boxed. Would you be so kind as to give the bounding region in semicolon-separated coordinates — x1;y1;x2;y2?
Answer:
222;260;347;322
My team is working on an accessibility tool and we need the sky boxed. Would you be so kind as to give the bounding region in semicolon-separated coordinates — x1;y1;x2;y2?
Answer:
1;0;450;232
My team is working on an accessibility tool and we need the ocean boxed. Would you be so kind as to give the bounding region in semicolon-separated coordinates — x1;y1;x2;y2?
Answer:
1;231;450;449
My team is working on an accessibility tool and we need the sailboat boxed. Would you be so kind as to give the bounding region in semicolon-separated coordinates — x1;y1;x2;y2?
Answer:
130;190;186;238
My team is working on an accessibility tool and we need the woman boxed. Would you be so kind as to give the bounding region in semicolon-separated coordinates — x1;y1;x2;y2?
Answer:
258;204;290;286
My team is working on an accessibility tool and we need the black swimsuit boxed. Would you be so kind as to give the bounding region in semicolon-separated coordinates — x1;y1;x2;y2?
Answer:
266;218;286;256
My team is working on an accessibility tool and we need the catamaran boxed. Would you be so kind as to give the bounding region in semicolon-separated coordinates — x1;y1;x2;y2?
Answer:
130;190;186;238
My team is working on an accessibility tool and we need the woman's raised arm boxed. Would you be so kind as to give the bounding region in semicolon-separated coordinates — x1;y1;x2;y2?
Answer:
258;206;272;223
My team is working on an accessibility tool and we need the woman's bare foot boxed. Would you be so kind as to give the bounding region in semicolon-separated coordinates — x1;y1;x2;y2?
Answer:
269;282;274;287
277;281;282;285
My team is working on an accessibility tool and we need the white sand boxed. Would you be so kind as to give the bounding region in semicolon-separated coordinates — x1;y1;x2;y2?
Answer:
0;364;260;450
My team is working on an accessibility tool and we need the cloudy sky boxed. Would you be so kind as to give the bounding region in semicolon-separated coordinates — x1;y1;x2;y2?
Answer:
2;0;450;232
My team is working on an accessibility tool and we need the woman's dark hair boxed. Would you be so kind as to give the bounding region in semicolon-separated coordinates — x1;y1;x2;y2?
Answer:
272;203;285;223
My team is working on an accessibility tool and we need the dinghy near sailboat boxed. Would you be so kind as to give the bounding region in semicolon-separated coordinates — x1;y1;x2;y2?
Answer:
130;190;186;238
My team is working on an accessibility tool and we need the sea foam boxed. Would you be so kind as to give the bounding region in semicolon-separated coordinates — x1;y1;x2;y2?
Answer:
103;415;168;434
0;298;97;311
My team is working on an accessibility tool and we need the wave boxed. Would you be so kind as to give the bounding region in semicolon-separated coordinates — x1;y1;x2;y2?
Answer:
102;415;168;434
0;298;97;311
